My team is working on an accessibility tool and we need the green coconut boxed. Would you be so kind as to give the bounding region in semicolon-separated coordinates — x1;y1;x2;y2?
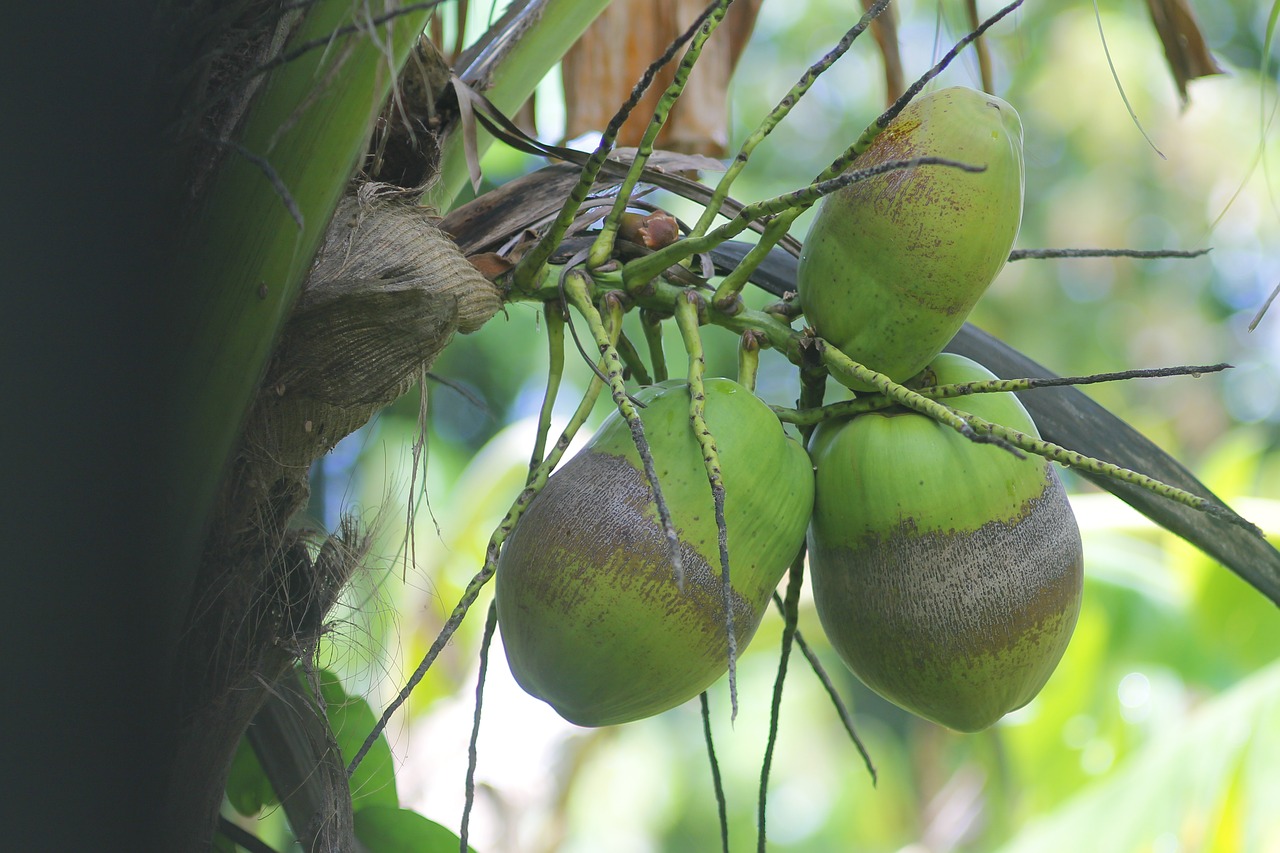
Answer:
797;87;1024;389
807;354;1082;732
496;378;814;727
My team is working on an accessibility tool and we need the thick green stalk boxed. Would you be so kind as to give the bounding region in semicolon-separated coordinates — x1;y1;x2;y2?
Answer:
737;332;762;392
711;215;793;310
169;0;434;614
674;292;738;719
519;268;1251;533
642;310;670;383
820;345;988;444
615;331;655;386
529;307;566;474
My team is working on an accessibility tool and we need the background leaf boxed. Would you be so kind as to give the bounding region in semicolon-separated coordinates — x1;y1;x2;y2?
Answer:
225;734;278;817
318;668;400;811
353;805;476;853
995;659;1280;853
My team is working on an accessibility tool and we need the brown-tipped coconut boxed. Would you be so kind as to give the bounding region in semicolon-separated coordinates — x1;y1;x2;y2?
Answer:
807;354;1083;732
797;87;1024;389
497;378;813;727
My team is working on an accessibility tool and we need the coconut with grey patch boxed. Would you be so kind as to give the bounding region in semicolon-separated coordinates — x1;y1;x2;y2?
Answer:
797;86;1024;390
497;378;813;727
807;354;1083;732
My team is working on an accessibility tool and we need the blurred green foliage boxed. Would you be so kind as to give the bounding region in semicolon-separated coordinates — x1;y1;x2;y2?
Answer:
282;1;1280;850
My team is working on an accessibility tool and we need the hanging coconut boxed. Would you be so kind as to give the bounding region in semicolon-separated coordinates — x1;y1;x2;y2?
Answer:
496;378;813;726
797;86;1024;389
807;354;1083;732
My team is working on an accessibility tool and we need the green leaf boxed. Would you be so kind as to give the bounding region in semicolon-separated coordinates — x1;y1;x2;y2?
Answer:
316;668;399;811
353;805;476;853
225;733;278;817
995;660;1280;852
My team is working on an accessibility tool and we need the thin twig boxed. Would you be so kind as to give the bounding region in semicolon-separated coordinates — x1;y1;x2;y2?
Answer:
771;593;876;784
1250;281;1280;331
693;0;893;238
829;0;1026;176
700;692;731;853
772;363;1233;424
624;156;983;290
460;601;499;853
757;555;805;852
202;134;303;229
1009;247;1210;261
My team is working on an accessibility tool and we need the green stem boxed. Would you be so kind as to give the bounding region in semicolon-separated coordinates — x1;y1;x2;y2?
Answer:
614;330;655;386
737;331;763;392
622;156;981;290
757;551;805;853
460;599;498;853
674;292;738;720
711;216;794;311
819;344;992;447
589;0;735;268
529;307;566;474
961;412;1257;531
700;692;731;853
821;0;1026;181
510;0;723;291
692;0;892;238
642;309;670;383
520;269;1253;537
773;363;1232;425
770;592;876;783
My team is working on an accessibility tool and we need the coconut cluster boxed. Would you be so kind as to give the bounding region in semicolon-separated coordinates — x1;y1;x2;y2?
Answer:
496;87;1082;732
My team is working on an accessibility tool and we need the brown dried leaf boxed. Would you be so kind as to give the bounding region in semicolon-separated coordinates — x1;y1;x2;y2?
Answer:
562;0;764;156
1144;0;1226;105
864;0;904;106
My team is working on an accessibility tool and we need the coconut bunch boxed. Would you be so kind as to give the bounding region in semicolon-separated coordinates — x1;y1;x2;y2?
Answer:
495;86;1084;733
794;87;1083;731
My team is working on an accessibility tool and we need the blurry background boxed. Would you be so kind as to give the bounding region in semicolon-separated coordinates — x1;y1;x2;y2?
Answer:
260;0;1280;850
